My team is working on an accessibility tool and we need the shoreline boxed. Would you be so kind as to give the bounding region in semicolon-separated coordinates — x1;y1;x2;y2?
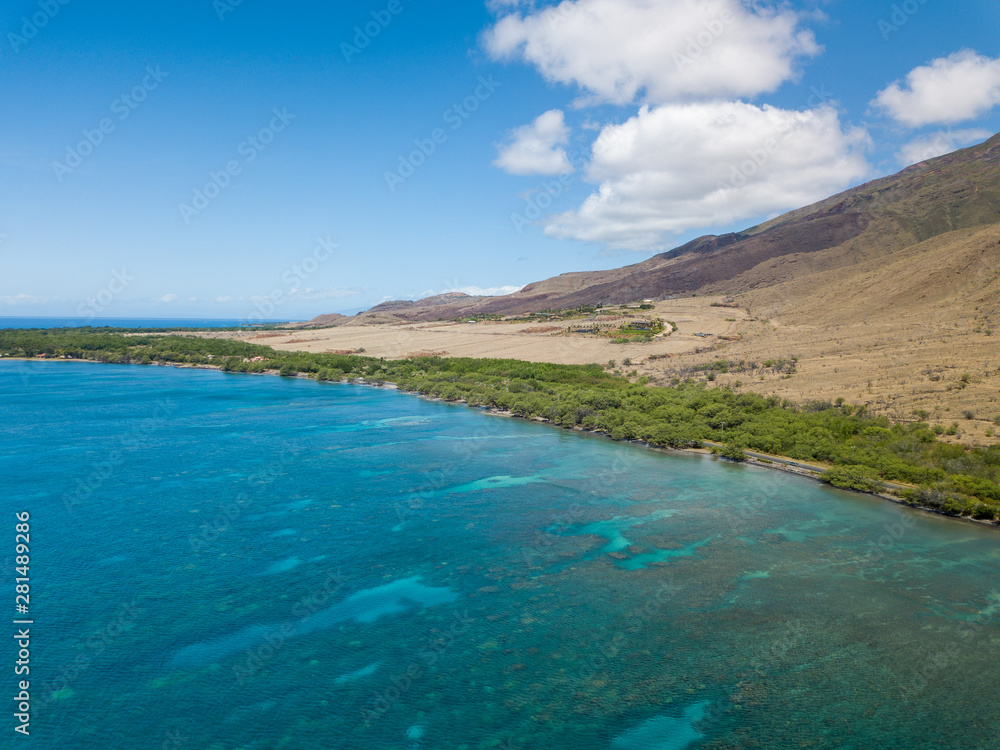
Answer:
463;396;1000;532
7;355;998;531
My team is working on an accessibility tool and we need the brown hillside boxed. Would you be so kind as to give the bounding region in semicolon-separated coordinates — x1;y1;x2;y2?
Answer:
303;132;1000;326
274;134;1000;437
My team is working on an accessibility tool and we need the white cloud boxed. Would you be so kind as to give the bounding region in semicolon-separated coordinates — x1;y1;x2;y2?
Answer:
897;129;992;166
543;101;870;250
161;293;179;303
0;294;39;306
484;0;820;105
485;0;526;10
495;109;574;175
872;50;1000;127
421;285;524;298
284;287;361;301
250;288;360;304
456;285;523;296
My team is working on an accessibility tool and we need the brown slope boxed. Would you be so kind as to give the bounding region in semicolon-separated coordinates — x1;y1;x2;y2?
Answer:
663;223;1000;436
500;131;1000;308
736;224;1000;323
284;313;347;329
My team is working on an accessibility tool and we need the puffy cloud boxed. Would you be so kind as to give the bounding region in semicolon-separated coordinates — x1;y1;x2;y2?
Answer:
872;50;1000;127
896;129;992;166
495;109;574;175
544;101;871;250
484;0;820;105
161;293;179;303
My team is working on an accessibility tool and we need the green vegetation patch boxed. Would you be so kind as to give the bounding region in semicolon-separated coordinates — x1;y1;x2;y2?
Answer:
5;328;1000;521
820;465;886;494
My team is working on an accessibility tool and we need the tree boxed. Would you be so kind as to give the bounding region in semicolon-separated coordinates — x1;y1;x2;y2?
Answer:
716;441;748;462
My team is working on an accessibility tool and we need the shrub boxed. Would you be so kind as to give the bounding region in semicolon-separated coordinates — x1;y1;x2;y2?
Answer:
972;503;998;521
820;466;885;494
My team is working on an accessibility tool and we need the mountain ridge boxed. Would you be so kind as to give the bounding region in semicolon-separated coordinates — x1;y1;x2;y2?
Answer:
300;132;1000;326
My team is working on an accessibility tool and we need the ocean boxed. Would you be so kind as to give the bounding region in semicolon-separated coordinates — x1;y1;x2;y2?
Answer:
0;317;287;330
2;360;999;749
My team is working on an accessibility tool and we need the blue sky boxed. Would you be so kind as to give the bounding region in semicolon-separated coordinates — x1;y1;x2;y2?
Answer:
1;0;998;321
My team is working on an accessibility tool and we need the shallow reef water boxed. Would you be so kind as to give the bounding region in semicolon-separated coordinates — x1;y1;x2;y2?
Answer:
2;361;999;749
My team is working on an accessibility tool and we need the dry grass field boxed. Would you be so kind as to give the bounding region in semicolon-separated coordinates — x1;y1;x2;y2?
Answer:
196;136;1000;447
210;294;996;445
213;297;740;367
202;218;1000;446
644;225;1000;445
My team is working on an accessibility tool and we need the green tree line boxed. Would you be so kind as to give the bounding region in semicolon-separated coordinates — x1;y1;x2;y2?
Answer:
3;328;1000;520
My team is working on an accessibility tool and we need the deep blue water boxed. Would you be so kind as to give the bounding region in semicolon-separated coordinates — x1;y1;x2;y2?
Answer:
0;317;286;329
2;361;999;749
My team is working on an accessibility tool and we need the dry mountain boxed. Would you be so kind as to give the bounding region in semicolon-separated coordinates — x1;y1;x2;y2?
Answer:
302;132;1000;325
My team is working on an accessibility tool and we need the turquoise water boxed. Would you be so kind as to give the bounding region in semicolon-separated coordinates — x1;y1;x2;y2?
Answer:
2;361;999;749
